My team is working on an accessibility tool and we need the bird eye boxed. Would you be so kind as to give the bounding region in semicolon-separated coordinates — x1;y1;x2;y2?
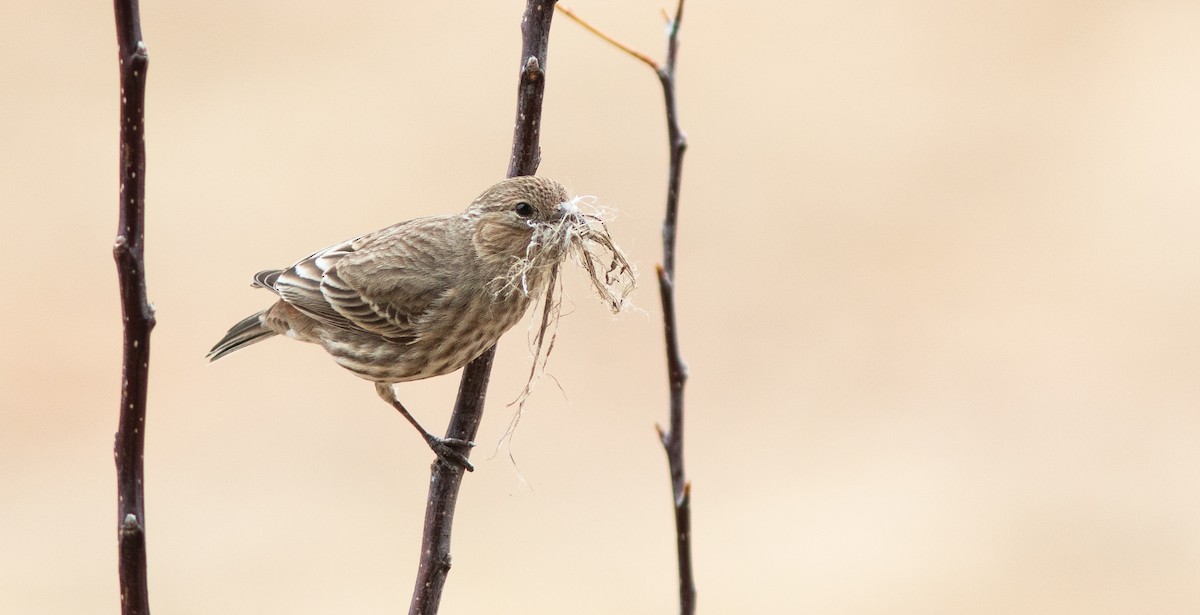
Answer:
514;202;535;218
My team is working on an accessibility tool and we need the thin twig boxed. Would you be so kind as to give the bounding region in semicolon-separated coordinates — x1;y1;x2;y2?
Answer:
558;3;694;613
556;5;658;70
407;2;559;614
113;1;153;614
655;6;694;613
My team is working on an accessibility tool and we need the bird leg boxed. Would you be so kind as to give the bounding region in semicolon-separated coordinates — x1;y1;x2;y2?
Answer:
375;383;474;471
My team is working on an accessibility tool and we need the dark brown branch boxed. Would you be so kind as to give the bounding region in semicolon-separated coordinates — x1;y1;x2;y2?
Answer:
407;2;559;614
113;1;153;614
653;5;693;612
657;0;687;279
557;3;694;613
657;12;694;615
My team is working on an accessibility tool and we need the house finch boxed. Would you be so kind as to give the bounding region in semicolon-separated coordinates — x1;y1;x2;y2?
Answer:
209;176;589;470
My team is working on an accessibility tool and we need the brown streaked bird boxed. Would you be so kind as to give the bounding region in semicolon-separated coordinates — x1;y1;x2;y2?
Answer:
208;176;579;471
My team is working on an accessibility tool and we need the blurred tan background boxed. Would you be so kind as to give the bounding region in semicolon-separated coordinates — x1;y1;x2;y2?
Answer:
3;1;1199;613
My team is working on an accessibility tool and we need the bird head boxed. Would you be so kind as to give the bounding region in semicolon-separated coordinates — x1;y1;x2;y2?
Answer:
470;176;575;288
469;176;634;308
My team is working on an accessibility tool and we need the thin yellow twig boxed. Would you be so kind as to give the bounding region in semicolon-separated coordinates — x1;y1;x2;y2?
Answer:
556;4;660;71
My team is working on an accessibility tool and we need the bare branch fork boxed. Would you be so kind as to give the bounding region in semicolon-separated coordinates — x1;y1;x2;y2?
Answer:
112;0;153;613
407;2;559;613
558;3;694;614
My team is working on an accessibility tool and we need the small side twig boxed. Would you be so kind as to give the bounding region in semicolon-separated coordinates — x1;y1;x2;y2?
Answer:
113;1;153;614
559;3;693;614
555;5;658;70
407;2;559;614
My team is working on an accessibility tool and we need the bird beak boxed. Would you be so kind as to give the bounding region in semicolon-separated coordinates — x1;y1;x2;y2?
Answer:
555;199;578;221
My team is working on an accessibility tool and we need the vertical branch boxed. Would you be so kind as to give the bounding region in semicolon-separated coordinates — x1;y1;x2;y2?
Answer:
654;3;694;614
113;1;153;614
408;2;558;614
558;3;693;612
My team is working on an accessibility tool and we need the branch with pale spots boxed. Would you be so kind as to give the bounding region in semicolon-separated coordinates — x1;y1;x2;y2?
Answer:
408;2;562;615
113;0;153;614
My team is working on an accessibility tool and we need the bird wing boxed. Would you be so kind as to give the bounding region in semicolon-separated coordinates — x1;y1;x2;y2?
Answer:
269;216;464;341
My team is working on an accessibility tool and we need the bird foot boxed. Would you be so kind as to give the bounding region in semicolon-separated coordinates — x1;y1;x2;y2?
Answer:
424;434;475;471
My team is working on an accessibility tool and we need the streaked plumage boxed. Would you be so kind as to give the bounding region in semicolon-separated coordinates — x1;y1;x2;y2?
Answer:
209;176;577;469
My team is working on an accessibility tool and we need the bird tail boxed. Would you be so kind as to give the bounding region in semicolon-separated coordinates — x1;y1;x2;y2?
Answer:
208;310;276;361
